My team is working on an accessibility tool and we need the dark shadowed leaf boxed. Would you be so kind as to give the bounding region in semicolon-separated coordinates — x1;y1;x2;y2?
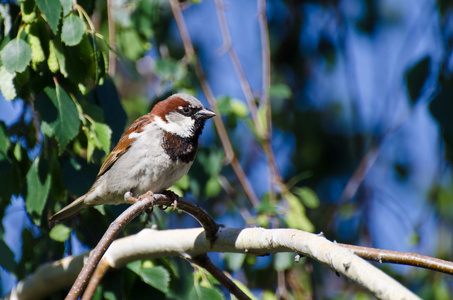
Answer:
0;240;15;274
188;286;224;300
95;79;127;144
40;85;80;153
406;56;431;104
35;0;61;34
25;158;51;225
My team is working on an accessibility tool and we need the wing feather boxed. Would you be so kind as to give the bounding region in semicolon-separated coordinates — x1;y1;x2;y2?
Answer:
96;114;152;178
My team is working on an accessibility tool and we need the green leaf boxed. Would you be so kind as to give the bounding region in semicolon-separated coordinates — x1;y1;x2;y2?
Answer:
406;56;431;104
0;66;16;101
269;84;292;99
140;266;170;294
0;38;32;73
199;150;224;177
273;252;294;271
284;192;314;232
0;123;10;155
223;253;245;272
93;121;111;156
60;0;73;16
53;39;68;77
40;85;80;153
35;0;61;34
118;29;148;60
293;187;320;209
61;14;84;46
189;286;225;300
25;157;51;225
205;177;221;198
0;240;16;274
126;260;142;276
155;58;187;81
49;224;71;242
230;99;248;118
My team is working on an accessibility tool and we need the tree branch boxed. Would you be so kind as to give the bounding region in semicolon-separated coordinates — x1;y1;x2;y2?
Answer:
8;227;431;300
191;254;251;300
65;193;220;300
338;243;453;275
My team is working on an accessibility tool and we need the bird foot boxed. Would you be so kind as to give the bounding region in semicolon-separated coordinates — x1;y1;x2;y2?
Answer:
160;190;179;211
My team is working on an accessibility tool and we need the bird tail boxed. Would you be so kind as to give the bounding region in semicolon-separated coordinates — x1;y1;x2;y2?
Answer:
49;195;88;223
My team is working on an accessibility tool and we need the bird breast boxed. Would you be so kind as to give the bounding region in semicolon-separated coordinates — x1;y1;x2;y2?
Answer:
103;122;193;201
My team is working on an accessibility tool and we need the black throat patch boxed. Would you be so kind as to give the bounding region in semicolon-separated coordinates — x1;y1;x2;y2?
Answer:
162;132;199;163
162;118;206;163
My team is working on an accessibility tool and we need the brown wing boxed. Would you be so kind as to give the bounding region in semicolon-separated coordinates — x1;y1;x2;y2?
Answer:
96;114;152;179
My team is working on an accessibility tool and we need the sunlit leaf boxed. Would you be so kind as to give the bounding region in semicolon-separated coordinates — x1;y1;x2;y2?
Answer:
1;38;32;73
140;266;170;294
61;14;84;46
60;0;73;16
284;192;314;232
293;187;320;209
49;224;71;242
93;121;111;156
155;58;187;81
223;253;246;272
273;252;294;271
205;177;221;198
0;66;16;101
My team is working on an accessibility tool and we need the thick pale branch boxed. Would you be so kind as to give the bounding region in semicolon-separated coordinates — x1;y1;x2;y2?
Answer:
9;227;422;300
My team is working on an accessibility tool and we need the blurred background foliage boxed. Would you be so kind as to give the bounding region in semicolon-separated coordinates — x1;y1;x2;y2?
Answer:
0;0;453;299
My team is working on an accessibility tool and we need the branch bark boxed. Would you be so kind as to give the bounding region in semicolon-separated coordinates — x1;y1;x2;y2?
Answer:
8;227;425;300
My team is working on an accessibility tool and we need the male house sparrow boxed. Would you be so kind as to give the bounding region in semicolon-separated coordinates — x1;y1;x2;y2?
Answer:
49;93;216;222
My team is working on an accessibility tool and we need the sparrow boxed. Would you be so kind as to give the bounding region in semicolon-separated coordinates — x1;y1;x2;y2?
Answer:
49;93;216;222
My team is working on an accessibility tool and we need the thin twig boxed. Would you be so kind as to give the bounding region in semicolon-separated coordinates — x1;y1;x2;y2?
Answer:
338;243;453;275
81;259;110;300
191;254;251;300
169;0;260;207
65;194;158;300
257;0;270;106
107;0;116;75
213;0;261;135
214;0;285;203
65;193;221;299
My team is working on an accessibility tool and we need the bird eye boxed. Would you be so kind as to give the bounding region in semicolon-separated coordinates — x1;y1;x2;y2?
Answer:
182;106;191;114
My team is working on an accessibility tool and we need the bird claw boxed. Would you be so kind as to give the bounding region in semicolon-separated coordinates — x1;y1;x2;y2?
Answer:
160;190;179;211
138;191;154;201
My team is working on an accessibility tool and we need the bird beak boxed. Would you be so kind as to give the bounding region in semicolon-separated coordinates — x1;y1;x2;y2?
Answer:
195;107;216;120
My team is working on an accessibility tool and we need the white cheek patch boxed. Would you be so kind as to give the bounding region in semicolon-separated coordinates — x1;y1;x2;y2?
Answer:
154;115;194;138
